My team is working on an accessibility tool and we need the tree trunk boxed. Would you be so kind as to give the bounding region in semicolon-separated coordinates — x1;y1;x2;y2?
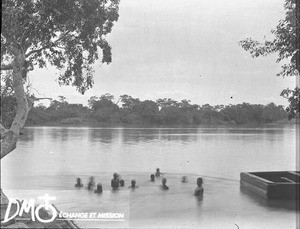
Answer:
0;48;29;159
0;188;9;205
296;0;300;74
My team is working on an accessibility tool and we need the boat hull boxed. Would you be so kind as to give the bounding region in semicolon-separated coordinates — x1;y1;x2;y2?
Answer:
240;171;300;199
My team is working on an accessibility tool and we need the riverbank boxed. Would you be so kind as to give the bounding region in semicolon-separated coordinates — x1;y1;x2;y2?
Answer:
24;118;296;128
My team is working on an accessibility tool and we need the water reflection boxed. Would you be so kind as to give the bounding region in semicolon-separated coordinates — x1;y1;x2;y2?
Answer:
19;128;34;142
195;127;287;143
159;128;198;143
120;128;202;144
88;128;119;143
48;128;70;142
240;187;298;211
8;125;296;181
122;128;160;143
21;126;290;146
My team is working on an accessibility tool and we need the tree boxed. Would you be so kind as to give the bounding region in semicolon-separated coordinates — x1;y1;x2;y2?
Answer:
120;94;140;111
280;87;300;119
137;100;159;123
90;93;117;111
156;98;179;109
0;0;120;159
239;0;299;119
58;95;67;104
88;93;119;123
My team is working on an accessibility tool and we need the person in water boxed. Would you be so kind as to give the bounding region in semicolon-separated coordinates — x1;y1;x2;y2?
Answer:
181;176;188;182
120;180;125;187
155;168;164;177
111;173;120;190
129;179;139;189
87;176;95;190
160;178;169;190
94;183;103;194
74;178;83;188
150;174;155;182
194;177;204;196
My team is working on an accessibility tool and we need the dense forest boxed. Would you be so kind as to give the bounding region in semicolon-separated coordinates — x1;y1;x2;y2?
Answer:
1;93;289;127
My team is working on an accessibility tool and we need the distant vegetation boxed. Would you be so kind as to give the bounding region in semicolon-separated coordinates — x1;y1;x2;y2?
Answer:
1;93;289;127
239;0;299;120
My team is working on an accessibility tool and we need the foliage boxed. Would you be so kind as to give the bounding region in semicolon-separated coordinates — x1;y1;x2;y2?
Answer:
239;0;297;77
1;0;120;94
25;94;289;126
1;0;120;159
239;0;299;119
137;100;159;123
120;94;140;111
0;72;16;128
87;94;119;122
280;88;300;119
26;98;90;124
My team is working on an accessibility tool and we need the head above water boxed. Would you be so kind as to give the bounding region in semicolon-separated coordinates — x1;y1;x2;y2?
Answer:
131;179;136;187
150;174;155;181
75;177;83;187
96;183;103;192
156;168;160;172
197;177;203;186
89;176;94;181
113;173;118;179
181;176;188;182
120;180;125;186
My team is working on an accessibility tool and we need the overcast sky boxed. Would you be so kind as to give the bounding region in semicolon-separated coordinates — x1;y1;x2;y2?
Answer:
29;0;296;107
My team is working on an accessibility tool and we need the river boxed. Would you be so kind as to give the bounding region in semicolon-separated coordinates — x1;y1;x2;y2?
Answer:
1;125;298;228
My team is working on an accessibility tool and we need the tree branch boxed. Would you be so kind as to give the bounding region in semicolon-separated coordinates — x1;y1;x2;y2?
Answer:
1;63;13;71
34;97;53;101
0;123;9;139
27;96;52;109
1;49;29;159
25;45;50;58
25;31;72;57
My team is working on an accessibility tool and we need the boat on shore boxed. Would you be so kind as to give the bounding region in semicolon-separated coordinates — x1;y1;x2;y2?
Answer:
240;171;300;199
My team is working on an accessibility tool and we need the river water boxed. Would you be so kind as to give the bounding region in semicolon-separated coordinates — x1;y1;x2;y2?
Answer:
1;125;298;228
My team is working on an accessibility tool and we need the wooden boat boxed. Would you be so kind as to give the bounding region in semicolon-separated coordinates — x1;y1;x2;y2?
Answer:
240;171;300;199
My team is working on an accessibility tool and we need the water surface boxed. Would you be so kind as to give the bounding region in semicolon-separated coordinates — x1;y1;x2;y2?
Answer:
1;126;298;228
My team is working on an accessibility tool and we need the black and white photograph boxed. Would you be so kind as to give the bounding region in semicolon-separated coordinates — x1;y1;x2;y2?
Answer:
1;0;299;228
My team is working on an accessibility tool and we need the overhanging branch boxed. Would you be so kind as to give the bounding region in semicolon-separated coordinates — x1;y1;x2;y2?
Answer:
25;31;72;58
25;47;46;58
0;123;9;139
1;50;28;159
1;63;13;71
27;96;52;109
34;97;53;101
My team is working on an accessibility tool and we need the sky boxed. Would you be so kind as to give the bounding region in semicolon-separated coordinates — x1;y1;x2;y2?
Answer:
28;0;296;107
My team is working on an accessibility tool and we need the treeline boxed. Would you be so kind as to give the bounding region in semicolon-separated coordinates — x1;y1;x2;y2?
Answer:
21;93;288;126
